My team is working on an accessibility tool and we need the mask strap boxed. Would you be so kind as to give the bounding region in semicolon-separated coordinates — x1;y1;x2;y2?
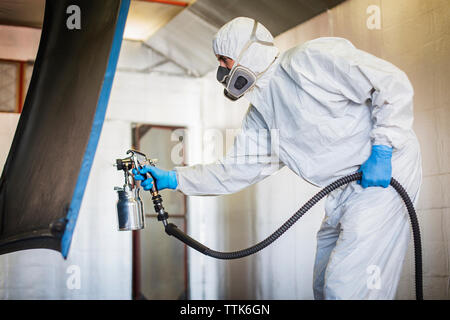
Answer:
256;51;279;80
233;20;275;71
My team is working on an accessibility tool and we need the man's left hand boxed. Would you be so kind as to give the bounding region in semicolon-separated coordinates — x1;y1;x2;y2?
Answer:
358;145;393;188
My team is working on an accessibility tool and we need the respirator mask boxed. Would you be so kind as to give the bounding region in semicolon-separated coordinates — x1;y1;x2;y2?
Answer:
216;20;279;101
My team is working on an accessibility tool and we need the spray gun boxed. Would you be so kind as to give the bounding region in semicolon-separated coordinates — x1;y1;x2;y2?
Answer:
114;149;169;231
113;149;423;299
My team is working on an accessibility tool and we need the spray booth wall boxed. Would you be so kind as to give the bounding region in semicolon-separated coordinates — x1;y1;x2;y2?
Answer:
273;0;450;299
0;0;449;299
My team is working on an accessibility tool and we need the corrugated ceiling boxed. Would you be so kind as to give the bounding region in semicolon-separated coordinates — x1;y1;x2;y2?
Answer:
0;0;347;76
189;0;345;35
142;0;346;76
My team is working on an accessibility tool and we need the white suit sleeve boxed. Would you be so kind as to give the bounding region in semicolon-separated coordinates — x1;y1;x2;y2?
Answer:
298;38;414;149
174;105;283;196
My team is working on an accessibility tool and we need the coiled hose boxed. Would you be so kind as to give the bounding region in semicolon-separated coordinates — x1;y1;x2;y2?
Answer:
164;172;423;300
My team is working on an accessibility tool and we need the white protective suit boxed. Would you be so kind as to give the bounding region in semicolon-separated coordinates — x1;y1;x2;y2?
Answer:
174;17;422;299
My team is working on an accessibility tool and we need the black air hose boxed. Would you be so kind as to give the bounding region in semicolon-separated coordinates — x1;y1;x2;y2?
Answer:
164;172;423;300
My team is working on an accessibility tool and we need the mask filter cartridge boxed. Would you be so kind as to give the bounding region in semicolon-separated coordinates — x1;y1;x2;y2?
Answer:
234;76;248;90
216;66;230;84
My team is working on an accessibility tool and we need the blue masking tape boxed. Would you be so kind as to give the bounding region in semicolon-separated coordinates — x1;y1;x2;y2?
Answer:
61;0;130;258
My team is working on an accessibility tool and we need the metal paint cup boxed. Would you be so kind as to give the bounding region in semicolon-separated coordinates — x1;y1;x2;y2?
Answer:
115;186;145;231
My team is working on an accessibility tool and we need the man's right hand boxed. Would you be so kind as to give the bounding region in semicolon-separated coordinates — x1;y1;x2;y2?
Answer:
133;165;178;191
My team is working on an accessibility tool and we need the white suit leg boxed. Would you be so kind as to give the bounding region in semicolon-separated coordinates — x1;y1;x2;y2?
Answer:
313;219;340;300
323;186;411;299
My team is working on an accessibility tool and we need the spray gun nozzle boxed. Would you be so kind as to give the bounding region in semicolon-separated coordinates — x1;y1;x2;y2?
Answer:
115;158;133;171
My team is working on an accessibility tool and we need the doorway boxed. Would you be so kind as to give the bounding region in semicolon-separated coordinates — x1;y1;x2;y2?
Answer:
132;124;188;300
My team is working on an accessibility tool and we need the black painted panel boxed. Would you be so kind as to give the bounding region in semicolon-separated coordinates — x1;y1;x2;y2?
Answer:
0;0;121;255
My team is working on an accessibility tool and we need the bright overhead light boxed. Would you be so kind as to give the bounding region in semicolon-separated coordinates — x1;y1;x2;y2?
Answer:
123;20;155;41
123;0;191;41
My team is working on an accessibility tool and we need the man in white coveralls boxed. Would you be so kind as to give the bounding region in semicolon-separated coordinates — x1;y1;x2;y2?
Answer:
134;17;422;299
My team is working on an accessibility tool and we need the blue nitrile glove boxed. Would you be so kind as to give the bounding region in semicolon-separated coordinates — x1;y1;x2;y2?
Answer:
358;145;393;188
132;165;178;191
